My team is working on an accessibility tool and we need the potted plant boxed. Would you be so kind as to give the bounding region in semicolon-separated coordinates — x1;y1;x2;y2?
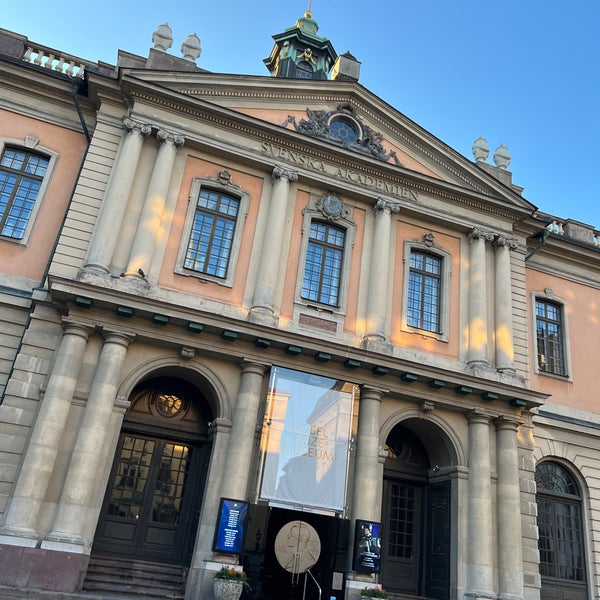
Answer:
360;586;389;599
213;566;251;600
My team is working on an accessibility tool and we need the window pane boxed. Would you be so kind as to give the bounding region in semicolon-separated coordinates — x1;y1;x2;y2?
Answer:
184;189;239;278
301;222;345;306
0;147;49;239
536;463;584;582
407;251;441;332
536;299;566;375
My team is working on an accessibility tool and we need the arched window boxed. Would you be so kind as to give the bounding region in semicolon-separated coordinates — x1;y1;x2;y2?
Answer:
535;462;586;590
295;61;314;79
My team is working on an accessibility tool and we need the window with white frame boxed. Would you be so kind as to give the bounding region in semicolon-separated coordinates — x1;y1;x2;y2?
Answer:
535;297;567;376
401;240;450;341
0;146;50;240
407;250;442;332
295;194;355;315
301;221;345;306
176;175;248;286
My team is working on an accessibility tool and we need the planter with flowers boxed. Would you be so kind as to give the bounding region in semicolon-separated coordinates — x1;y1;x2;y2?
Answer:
213;566;250;600
360;585;389;599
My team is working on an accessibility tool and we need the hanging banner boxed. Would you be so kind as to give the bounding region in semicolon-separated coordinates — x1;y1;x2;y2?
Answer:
259;366;356;512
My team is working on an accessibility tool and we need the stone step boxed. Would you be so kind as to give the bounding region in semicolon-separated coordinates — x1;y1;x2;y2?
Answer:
83;556;185;599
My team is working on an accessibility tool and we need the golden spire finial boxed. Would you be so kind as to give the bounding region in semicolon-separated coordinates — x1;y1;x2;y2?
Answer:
306;0;313;17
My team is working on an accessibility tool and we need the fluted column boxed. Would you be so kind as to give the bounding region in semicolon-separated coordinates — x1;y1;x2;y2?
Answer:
219;361;268;500
467;229;491;366
352;386;384;522
0;321;92;539
365;199;400;342
43;330;134;548
465;410;495;599
493;237;517;372
249;166;297;324
495;417;524;600
85;118;151;272
124;129;184;280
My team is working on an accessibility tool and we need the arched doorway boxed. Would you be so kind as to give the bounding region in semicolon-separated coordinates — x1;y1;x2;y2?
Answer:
92;376;212;566
381;422;451;600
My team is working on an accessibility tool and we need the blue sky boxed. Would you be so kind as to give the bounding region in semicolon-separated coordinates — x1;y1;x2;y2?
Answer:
5;1;599;228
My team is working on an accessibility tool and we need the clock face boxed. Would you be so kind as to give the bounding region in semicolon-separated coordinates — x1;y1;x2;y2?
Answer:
274;520;321;574
323;195;342;217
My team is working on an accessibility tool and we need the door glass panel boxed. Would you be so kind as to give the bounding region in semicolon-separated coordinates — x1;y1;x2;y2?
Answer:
109;436;155;519
388;483;415;559
151;443;191;524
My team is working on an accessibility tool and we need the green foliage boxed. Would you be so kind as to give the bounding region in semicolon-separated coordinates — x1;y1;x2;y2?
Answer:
215;566;251;591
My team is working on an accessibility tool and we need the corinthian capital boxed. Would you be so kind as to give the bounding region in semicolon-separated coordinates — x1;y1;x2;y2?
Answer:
272;166;298;183
373;198;401;216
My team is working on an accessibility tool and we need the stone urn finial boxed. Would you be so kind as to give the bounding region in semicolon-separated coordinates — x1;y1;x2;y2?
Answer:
181;33;202;62
493;143;511;169
472;136;489;162
152;23;173;52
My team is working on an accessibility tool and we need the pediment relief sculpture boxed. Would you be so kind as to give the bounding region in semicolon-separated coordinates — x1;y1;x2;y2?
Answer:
283;103;402;167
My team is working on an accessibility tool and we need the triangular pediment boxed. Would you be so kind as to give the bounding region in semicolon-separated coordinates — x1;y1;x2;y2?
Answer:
115;69;536;216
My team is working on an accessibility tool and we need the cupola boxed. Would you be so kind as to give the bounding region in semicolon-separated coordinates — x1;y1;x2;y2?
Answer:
263;6;337;80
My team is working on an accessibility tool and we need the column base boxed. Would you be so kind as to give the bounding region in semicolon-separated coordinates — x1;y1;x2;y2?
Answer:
464;591;497;600
0;525;38;544
42;531;86;554
247;305;277;327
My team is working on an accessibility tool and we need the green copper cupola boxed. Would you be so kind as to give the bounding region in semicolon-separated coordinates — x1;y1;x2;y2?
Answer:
263;7;337;80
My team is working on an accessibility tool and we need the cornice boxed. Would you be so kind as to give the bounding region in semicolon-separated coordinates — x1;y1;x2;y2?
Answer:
125;89;529;224
119;72;532;212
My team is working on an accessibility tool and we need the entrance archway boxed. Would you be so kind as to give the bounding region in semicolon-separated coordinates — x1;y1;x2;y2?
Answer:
381;421;452;600
92;376;212;566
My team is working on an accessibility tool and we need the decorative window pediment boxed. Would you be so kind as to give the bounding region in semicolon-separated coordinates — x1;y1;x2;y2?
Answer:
284;104;402;166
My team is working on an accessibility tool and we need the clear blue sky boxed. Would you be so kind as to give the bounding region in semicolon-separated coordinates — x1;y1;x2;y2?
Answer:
5;1;599;229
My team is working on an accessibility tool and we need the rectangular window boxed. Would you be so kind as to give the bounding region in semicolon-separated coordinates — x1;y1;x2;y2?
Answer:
407;251;441;332
301;221;345;306
0;147;49;240
183;188;240;278
536;299;566;376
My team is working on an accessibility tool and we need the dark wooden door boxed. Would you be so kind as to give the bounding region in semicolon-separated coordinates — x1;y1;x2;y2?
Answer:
425;481;451;600
94;433;205;564
381;479;422;594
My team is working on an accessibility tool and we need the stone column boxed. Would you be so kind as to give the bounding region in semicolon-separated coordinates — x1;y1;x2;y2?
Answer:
493;237;517;373
365;199;400;342
495;417;524;600
219;361;267;500
85;118;151;273
0;321;92;539
43;329;134;549
249;166;297;325
124;129;184;280
467;229;491;367
465;410;495;599
352;386;384;522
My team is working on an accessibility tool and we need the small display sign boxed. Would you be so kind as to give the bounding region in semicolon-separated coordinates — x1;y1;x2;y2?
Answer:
213;498;249;554
353;520;382;574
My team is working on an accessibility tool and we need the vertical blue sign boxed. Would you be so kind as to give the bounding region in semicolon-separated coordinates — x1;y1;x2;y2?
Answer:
213;498;249;554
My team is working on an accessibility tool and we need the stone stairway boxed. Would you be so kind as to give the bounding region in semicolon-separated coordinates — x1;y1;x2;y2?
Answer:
82;556;186;599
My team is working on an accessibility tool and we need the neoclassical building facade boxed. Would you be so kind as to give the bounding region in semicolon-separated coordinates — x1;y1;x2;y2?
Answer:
0;12;598;600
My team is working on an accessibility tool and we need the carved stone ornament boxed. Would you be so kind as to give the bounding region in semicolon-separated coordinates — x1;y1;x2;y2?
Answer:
316;194;349;221
283;103;403;167
217;170;232;185
423;232;435;247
